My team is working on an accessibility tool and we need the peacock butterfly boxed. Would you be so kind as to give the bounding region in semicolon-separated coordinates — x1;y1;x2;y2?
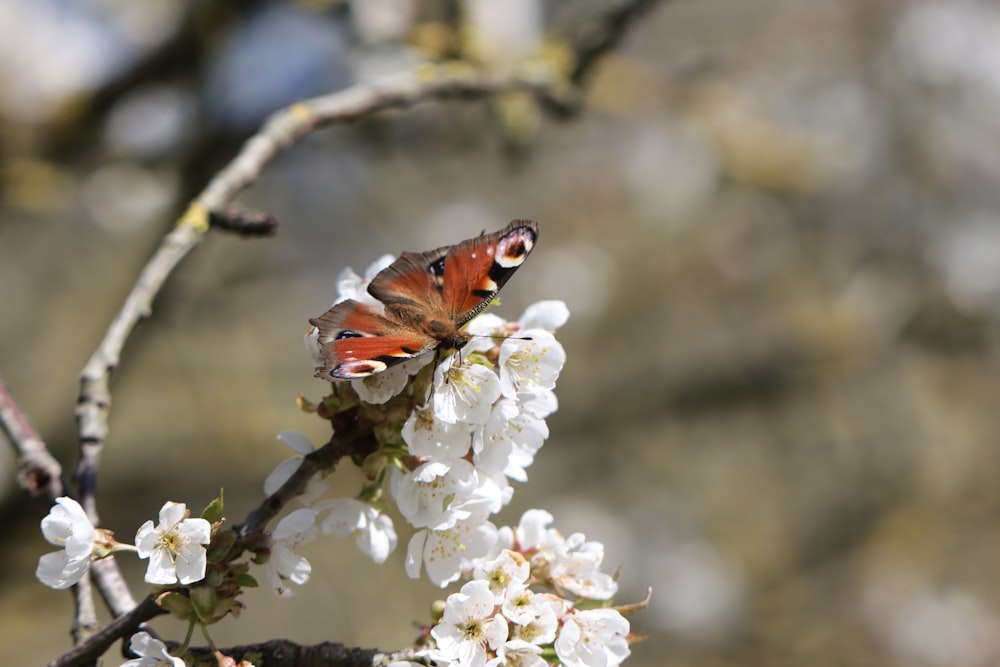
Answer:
310;220;539;381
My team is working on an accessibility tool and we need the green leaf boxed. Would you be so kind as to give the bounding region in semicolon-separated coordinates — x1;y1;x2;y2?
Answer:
202;489;225;524
233;572;259;588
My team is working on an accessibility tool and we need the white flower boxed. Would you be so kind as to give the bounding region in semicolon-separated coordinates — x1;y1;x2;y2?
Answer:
121;631;185;667
555;608;631;667
430;580;509;667
402;405;474;459
503;591;565;645
316;498;397;564
406;503;499;587
263;508;318;597
265;431;328;506
497;330;565;400
475;399;548;482
550;533;618;600
518;388;558;420
432;356;502;425
36;497;96;590
464;312;507;337
473;550;530;604
518;300;569;332
487;639;547;667
513;509;560;552
135;502;211;586
390;458;479;530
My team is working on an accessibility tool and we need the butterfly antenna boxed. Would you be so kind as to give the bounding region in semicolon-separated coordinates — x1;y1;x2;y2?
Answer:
468;333;535;341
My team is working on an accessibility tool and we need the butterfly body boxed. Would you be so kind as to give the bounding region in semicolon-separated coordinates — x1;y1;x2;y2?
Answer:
311;220;539;381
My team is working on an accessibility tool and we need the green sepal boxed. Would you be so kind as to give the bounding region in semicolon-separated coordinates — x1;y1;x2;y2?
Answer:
189;585;217;623
157;591;194;620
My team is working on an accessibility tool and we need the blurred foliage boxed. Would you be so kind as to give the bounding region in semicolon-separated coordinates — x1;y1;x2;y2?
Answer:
3;1;1000;666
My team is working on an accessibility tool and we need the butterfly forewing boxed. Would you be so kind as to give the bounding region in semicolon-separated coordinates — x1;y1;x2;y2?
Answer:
367;249;450;312
443;220;539;325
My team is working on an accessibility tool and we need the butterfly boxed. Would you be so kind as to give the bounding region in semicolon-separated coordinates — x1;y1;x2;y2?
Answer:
310;220;539;381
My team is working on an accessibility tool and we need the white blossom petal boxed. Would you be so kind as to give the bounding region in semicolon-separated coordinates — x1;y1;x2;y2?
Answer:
263;508;318;597
390;459;479;530
352;354;432;404
408;511;499;587
266;432;327;504
498;330;565;400
555;609;631;667
402;405;474;459
122;631;185;667
519;300;569;331
36;550;91;590
317;498;397;564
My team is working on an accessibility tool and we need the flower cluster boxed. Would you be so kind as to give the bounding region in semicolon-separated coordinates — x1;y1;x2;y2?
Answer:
419;510;632;667
399;301;567;587
37;498;212;591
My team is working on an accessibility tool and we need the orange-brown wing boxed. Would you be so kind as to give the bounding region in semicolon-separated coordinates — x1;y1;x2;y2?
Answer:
366;246;451;315
309;299;437;380
367;220;539;325
441;220;539;325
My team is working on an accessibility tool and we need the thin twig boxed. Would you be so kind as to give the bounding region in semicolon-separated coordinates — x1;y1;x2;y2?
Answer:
236;431;366;542
69;572;99;647
90;557;139;618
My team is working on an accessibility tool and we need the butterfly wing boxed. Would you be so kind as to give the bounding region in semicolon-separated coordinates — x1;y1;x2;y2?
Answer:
441;220;539;325
366;247;451;313
368;220;539;325
310;299;437;380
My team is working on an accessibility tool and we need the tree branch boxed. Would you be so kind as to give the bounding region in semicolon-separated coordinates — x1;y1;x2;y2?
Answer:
183;640;381;667
0;376;67;500
545;0;664;115
48;595;166;667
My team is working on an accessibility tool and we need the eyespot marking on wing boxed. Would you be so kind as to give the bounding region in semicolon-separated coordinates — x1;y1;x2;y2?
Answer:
494;227;535;268
332;359;388;379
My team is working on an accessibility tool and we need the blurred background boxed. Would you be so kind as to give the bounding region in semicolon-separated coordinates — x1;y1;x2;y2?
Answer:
3;0;1000;665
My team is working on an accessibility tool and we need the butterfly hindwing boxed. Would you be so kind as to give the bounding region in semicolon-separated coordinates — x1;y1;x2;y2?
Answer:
310;299;436;380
